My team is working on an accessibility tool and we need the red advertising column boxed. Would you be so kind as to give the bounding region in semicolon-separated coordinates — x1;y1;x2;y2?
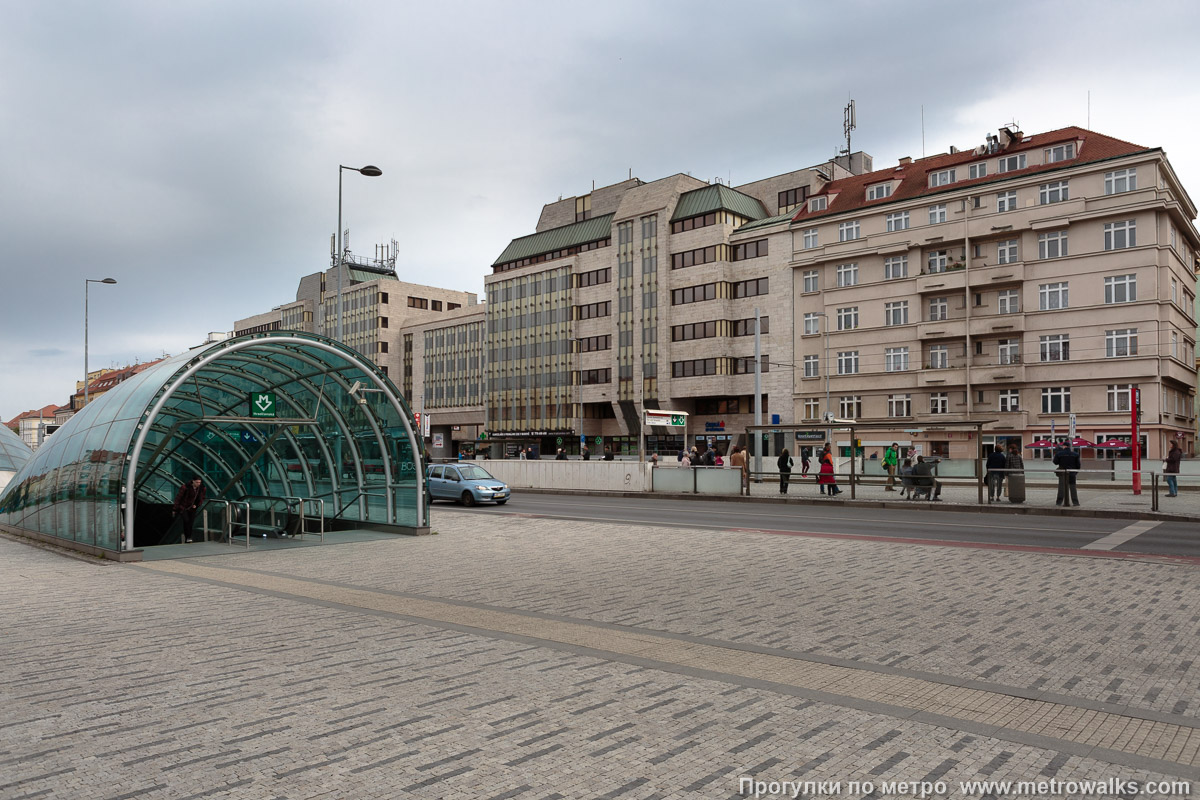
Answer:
1131;387;1141;495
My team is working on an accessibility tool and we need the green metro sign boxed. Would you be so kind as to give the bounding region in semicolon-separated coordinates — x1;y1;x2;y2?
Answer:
249;392;277;418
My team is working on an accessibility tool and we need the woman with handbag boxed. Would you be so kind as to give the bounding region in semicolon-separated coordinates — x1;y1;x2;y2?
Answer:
777;448;794;494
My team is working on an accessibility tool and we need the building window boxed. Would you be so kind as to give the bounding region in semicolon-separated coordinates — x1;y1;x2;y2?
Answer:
1039;181;1069;204
778;186;809;213
580;368;611;384
380;291;389;304
1107;384;1133;412
929;170;956;188
885;347;909;372
1103;220;1137;251
577;267;612;286
836;351;859;375
836;306;858;331
928;297;948;321
672;359;718;378
732;356;768;375
838;221;860;241
1104;274;1137;304
997;239;1018;264
1038;231;1068;260
927;250;948;274
884;256;908;280
671;284;716;306
803;355;819;377
997;153;1027;173
379;316;388;328
732;277;769;298
809;196;828;212
836;262;858;287
886;211;909;231
732;317;768;336
803;313;820;335
578;334;612;352
671;321;719;341
999;389;1019;412
867;182;893;200
930;392;949;414
802;270;819;293
575;194;592;222
929;204;947;225
888;394;912;417
431;300;442;311
576;301;612;319
1105;169;1136;195
378;340;388;354
732;239;769;260
803;228;819;249
804;398;821;419
928;345;949;370
1171;331;1179;358
1171;277;1178;303
998;339;1020;364
671;211;726;234
997;190;1017;212
407;296;428;309
968;163;987;180
884;301;908;326
1039;282;1069;310
1041;387;1071;413
1106;329;1138;358
1045;143;1075;163
839;396;861;419
1039;334;1070;362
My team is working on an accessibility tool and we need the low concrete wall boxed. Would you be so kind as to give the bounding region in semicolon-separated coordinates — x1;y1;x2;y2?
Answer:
481;461;652;492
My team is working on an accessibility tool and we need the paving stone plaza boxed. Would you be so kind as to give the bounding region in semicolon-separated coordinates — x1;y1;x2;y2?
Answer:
2;512;1199;799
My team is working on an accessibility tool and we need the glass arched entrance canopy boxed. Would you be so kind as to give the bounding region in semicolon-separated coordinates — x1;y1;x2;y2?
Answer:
0;332;425;552
0;423;32;473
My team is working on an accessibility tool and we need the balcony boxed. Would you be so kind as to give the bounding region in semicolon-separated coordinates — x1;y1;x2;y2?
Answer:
917;319;965;340
916;267;966;294
970;314;1024;336
918;365;966;386
971;363;1025;384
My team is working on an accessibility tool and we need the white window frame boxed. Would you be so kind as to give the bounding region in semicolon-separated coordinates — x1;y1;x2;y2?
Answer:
1038;231;1068;260
930;392;949;414
1107;384;1133;412
1104;274;1136;304
803;355;819;378
885;347;909;372
1104;220;1136;250
838;220;860;242
1104;169;1136;195
803;228;819;249
997;239;1018;265
997;153;1027;173
1039;334;1070;362
1105;328;1137;358
836;306;859;331
838;396;861;419
884;301;909;326
999;389;1019;412
884;255;908;280
928;204;947;224
1039;282;1069;310
836;262;859;287
997;190;1017;212
1171;331;1179;358
867;182;893;200
1041;387;1071;414
927;250;948;274
836;351;859;375
928;297;948;321
1039;181;1069;204
886;211;909;232
803;398;821;420
802;270;819;293
929;170;956;188
968;163;987;180
803;313;820;335
1171;277;1178;303
929;345;949;369
997;289;1019;314
998;339;1020;365
888;394;912;418
1045;143;1075;163
809;196;827;212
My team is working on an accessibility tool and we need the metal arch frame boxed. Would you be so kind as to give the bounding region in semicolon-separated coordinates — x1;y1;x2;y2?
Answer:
123;335;423;550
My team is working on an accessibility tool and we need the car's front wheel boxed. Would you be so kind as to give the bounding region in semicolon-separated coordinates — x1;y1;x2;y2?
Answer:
461;491;476;507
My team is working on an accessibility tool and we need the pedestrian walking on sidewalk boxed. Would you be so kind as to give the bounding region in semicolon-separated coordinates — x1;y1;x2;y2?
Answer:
985;447;1007;502
883;443;898;491
1165;442;1182;497
777;448;794;494
800;448;811;477
173;475;206;543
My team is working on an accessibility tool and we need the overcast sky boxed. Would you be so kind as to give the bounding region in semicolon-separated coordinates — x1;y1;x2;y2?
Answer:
2;0;1199;420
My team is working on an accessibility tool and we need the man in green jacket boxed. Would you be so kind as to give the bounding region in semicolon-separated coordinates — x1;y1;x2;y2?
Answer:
883;443;899;491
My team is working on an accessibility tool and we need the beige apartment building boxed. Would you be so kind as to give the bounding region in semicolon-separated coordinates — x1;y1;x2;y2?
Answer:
790;126;1199;460
484;153;871;458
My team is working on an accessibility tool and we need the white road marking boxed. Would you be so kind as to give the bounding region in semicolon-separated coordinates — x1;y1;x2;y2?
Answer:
1081;520;1161;551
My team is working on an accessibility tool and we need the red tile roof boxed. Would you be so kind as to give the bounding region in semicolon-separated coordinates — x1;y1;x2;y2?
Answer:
5;404;63;426
790;127;1152;225
77;358;166;396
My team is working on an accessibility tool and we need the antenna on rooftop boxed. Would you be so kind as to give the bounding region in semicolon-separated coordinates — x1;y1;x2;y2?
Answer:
841;98;856;157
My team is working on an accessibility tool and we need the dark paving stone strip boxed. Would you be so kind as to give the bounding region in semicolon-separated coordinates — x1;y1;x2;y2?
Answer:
106;786;167;800
485;786;532;800
375;714;434;732
589;735;640;757
730;731;775;754
274;754;348;778
348;749;421;773
684;766;736;792
416;748;482;771
571;699;616;715
162;750;243;771
505;743;563;766
226;725;292;745
174;778;255;800
648;740;698;764
124;745;191;766
587;722;635;742
401;765;473;792
212;746;291;769
597;777;650;799
0;768;76;793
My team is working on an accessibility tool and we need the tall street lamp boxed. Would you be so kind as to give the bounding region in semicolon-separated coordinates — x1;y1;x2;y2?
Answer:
84;278;118;407
336;164;383;342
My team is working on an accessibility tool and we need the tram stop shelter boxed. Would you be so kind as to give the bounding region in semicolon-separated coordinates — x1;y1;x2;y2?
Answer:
0;331;426;560
744;419;996;504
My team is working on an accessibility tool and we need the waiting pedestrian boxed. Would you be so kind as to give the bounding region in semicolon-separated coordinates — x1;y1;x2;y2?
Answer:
818;457;840;496
898;458;915;499
1165;442;1182;497
729;445;747;493
603;447;614;461
556;448;567;461
519;447;527;460
800;447;811;477
581;445;590;461
173;475;206;543
681;450;693;468
985;446;1007;502
1005;444;1025;504
883;443;899;492
912;455;942;501
1052;444;1080;506
649;452;659;465
777;448;794;494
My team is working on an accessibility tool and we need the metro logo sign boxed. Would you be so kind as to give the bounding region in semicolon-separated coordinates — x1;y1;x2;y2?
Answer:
644;410;688;428
249;392;277;418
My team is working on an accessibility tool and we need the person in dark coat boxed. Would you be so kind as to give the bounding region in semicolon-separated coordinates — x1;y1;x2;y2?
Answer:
1052;444;1081;506
985;447;1008;502
777;448;794;494
581;445;590;461
173;475;206;543
602;447;614;461
912;456;941;500
555;448;567;460
1164;442;1182;497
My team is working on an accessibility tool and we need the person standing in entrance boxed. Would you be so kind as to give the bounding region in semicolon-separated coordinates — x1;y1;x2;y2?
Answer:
883;443;899;492
1165;441;1182;497
777;448;794;494
1052;443;1081;506
173;475;206;543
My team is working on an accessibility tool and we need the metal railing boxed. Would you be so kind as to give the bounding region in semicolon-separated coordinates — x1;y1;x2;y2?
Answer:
198;499;231;543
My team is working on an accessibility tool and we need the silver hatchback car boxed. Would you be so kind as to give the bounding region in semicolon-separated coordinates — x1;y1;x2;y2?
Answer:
426;464;511;506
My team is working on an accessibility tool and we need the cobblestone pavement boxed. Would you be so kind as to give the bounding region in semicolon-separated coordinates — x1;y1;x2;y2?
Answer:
2;515;1199;799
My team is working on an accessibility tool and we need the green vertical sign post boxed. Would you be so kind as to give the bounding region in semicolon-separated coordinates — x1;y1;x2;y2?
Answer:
250;392;277;419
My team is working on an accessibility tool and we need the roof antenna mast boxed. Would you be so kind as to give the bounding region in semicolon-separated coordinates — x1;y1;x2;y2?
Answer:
841;98;856;160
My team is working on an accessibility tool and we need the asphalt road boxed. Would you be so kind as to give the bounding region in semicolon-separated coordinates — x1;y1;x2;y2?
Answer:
432;492;1200;561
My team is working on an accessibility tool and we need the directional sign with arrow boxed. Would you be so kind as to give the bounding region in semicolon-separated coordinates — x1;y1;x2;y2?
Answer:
249;392;277;419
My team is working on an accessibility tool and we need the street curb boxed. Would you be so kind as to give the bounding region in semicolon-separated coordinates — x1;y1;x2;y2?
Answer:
513;488;1198;523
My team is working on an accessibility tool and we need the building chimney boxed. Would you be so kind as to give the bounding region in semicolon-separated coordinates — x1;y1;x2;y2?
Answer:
898;156;913;166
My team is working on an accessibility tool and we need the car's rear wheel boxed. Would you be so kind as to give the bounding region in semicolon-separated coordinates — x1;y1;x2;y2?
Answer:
495;499;507;505
461;492;476;507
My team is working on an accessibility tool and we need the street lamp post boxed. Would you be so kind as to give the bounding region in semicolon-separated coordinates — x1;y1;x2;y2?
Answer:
84;278;118;407
813;311;831;443
336;164;383;342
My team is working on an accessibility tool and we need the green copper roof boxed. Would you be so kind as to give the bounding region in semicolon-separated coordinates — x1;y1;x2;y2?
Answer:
492;213;615;266
736;210;794;233
671;184;767;222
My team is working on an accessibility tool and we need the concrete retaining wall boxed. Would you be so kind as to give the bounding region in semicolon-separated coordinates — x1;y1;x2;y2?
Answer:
481;460;652;492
